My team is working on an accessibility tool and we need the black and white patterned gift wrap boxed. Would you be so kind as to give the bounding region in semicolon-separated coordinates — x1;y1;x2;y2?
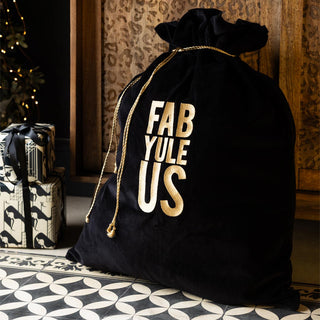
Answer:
0;167;65;249
0;123;55;184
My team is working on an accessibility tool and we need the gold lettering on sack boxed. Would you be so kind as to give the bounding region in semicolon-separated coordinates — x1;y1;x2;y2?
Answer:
158;101;174;136
138;160;161;213
160;165;186;217
138;101;196;217
176;139;190;166
154;137;168;162
144;135;157;161
165;138;176;164
176;103;195;138
146;100;164;134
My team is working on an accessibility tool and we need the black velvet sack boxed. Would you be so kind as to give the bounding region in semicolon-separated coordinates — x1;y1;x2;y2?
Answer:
67;9;300;309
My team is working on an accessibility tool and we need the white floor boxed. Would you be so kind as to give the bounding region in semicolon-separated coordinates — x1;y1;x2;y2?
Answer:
1;196;319;285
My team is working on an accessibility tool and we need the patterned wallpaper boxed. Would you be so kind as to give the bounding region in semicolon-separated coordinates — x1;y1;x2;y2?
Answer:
299;0;320;170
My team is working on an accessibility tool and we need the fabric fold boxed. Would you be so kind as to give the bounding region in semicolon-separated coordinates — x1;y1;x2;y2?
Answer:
155;8;268;54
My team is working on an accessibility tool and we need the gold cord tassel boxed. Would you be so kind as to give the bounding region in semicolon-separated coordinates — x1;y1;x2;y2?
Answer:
106;223;116;238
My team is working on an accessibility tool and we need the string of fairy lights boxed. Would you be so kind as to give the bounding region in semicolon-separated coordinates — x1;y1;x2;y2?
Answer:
0;0;44;125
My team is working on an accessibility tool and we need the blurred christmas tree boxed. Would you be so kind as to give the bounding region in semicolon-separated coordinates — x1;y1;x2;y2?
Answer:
0;0;44;129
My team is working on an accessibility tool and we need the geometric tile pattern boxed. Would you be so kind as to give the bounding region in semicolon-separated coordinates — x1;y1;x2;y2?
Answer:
0;250;318;320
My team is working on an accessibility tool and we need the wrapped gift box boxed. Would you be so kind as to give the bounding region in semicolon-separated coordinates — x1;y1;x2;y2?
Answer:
0;167;65;249
0;123;55;184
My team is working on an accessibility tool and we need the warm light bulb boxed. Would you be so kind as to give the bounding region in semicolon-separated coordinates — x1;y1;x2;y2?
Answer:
1;49;6;54
22;102;25;106
10;46;14;50
33;89;36;92
31;95;35;99
25;105;29;109
5;22;8;25
23;117;27;121
9;69;13;73
35;101;39;105
21;17;24;20
7;9;10;12
0;35;2;38
14;78;18;81
15;41;19;45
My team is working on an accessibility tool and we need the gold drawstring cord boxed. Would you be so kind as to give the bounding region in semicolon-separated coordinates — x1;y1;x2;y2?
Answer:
85;76;141;224
176;45;236;57
105;45;235;238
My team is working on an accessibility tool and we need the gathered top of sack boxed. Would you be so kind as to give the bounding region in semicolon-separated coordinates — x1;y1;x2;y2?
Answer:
155;8;268;55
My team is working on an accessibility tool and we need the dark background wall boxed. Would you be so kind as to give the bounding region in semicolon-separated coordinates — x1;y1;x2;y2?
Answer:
20;0;70;140
20;0;94;196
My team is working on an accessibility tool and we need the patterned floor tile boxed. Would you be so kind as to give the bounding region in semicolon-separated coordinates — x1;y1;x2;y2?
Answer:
103;281;228;320
0;250;55;270
0;270;134;319
0;266;38;307
0;251;318;320
42;256;135;282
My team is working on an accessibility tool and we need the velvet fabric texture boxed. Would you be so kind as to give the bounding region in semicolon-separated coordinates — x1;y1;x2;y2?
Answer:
67;9;299;309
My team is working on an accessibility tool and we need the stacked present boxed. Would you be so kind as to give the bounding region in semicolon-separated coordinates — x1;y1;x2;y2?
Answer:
0;123;65;249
